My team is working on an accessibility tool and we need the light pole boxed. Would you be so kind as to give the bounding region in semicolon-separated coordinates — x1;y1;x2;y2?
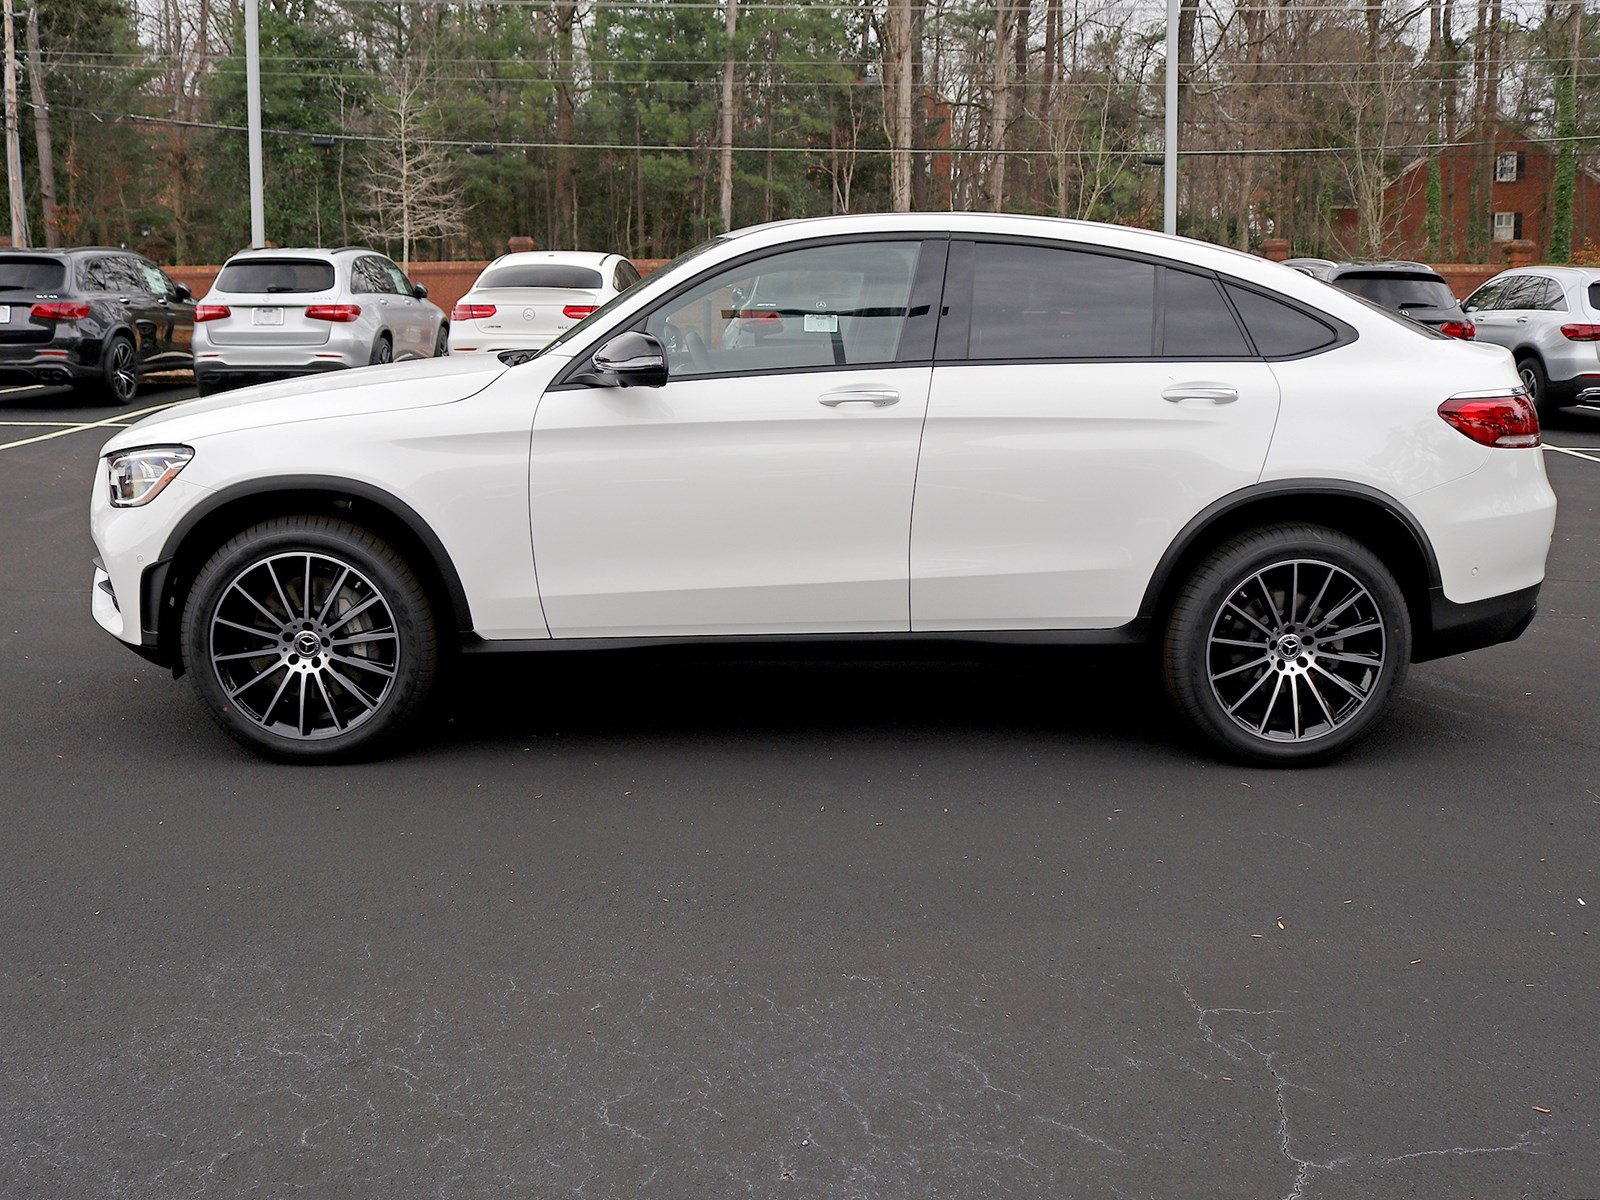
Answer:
1162;0;1178;234
244;0;265;247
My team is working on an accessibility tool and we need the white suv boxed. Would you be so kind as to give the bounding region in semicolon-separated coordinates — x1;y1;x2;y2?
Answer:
91;214;1556;764
1462;266;1600;423
193;247;447;394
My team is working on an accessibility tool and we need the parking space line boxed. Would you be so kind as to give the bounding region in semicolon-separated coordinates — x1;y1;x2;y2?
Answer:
0;385;47;396
1543;444;1600;465
0;419;133;427
0;400;185;452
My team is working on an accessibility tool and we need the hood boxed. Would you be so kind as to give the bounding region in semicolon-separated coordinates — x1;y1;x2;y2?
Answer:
102;354;506;454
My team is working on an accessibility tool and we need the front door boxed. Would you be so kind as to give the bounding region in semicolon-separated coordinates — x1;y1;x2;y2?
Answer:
529;237;946;639
910;240;1283;631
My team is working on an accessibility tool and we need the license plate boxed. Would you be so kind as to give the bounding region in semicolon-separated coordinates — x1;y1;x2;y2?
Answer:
0;306;10;324
252;307;283;326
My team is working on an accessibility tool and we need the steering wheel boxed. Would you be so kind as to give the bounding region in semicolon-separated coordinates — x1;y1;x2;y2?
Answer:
661;320;710;373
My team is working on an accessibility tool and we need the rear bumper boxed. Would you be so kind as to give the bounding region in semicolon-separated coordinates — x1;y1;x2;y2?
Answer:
195;362;350;384
1416;583;1539;661
0;340;101;384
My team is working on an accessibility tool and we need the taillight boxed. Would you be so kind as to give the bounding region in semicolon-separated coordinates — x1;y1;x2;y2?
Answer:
1438;320;1475;340
1559;323;1600;341
1438;392;1540;448
451;303;496;321
30;301;90;321
562;305;598;320
193;304;231;322
305;304;362;322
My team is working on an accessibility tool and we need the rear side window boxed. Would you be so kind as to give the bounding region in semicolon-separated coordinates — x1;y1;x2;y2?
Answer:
967;243;1156;359
478;264;604;290
0;256;65;291
1333;272;1456;311
1162;269;1251;357
1589;282;1600;312
1223;285;1337;357
216;258;335;294
1533;278;1566;312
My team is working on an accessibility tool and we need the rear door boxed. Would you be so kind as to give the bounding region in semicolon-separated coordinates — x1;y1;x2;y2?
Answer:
206;257;336;348
477;260;607;345
1465;275;1535;349
910;240;1282;631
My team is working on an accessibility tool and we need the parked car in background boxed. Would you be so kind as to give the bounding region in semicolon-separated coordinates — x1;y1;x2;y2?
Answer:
0;247;195;402
1462;266;1600;424
92;214;1554;767
193;247;446;395
1285;259;1475;340
448;251;641;355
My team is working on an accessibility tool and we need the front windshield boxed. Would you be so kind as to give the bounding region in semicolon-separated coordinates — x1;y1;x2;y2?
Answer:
515;236;730;363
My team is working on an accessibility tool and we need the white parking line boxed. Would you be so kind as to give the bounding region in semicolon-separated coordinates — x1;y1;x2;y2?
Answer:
1543;443;1600;465
0;385;47;396
0;419;132;427
0;400;185;452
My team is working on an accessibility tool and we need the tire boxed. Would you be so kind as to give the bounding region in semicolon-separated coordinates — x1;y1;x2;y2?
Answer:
180;515;439;762
1162;524;1411;765
1516;356;1559;428
433;325;449;357
195;374;224;398
91;335;139;405
369;334;393;366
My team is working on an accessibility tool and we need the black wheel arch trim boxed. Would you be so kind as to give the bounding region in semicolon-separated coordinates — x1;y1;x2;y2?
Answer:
147;475;474;653
1137;477;1443;623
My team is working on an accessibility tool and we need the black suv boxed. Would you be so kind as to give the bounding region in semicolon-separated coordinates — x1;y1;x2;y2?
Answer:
0;247;196;402
1283;258;1475;340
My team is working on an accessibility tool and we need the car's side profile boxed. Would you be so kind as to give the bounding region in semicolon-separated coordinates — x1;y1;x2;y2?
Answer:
0;247;195;402
192;247;447;395
447;250;641;356
91;214;1557;765
1462;265;1600;424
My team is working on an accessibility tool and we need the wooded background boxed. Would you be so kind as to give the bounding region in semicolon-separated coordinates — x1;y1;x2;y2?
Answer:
12;0;1596;265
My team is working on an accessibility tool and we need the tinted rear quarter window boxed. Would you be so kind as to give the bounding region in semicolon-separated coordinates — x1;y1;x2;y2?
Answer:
968;243;1156;359
1589;281;1600;312
216;259;335;294
1223;284;1337;357
1162;269;1251;357
479;264;604;290
0;256;65;291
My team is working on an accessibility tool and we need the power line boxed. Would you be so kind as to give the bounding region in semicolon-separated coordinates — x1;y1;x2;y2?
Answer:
34;99;1600;158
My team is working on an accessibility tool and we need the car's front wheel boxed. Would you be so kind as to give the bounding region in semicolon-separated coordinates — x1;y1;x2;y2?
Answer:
1163;524;1410;764
181;516;439;761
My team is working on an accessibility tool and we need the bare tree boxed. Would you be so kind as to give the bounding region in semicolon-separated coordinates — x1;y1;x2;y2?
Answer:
355;66;467;271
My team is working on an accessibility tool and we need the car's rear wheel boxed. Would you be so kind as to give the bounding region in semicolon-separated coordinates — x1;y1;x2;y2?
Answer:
86;335;138;405
1517;356;1559;427
1163;524;1410;764
181;516;439;762
369;334;393;366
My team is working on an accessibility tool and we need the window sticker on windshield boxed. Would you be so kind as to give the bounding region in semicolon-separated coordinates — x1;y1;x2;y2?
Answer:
805;313;839;334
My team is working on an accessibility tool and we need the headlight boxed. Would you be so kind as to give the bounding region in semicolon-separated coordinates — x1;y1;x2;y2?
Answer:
107;446;193;507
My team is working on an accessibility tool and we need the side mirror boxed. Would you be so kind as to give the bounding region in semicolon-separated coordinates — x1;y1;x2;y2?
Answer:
590;331;669;388
412;283;429;300
173;282;193;302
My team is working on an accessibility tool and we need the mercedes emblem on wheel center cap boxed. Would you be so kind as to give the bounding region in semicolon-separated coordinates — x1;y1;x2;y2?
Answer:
294;631;320;657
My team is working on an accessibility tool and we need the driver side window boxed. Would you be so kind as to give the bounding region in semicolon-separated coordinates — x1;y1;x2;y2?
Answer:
644;240;923;378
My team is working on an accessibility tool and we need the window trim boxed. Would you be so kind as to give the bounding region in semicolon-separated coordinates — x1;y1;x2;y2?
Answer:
551;232;951;389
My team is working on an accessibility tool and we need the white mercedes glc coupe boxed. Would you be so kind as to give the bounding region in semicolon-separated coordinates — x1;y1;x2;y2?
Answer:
90;214;1556;764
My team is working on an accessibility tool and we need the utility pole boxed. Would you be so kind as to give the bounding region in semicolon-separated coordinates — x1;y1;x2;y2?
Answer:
1162;0;1178;234
24;5;56;247
244;0;265;247
2;0;28;247
718;0;736;231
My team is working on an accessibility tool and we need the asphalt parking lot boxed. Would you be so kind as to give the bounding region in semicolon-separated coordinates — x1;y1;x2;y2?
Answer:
1;379;1596;1199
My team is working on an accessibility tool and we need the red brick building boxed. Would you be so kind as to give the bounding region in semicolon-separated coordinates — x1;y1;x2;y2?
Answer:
1378;119;1600;260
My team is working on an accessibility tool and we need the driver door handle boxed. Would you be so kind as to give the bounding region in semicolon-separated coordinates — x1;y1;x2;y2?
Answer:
1162;383;1239;405
819;386;899;408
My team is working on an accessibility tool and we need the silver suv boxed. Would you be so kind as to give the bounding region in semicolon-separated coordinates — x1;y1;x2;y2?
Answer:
193;247;447;395
1462;267;1600;423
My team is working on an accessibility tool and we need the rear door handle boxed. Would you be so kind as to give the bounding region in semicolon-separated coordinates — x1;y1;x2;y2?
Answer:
1162;383;1239;404
819;386;899;408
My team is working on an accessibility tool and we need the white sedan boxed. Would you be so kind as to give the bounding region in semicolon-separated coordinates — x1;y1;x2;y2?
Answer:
91;213;1555;764
446;251;641;356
